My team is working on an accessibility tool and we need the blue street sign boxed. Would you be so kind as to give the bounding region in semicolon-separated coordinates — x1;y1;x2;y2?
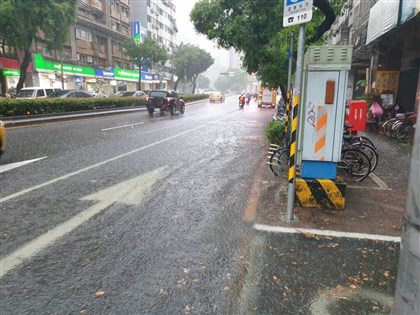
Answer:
286;0;304;5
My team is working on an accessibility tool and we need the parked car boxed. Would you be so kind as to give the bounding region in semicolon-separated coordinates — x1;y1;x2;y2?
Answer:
132;91;147;97
92;92;108;98
121;91;136;97
113;91;126;97
16;87;61;99
146;90;185;116
48;89;71;98
59;90;93;98
209;91;225;103
0;120;6;158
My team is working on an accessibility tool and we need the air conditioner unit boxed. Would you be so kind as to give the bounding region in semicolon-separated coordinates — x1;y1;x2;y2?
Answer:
151;9;155;13
76;53;81;61
87;56;93;62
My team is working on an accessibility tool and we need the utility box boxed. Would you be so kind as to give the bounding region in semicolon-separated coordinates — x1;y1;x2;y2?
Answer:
298;46;353;179
347;100;367;131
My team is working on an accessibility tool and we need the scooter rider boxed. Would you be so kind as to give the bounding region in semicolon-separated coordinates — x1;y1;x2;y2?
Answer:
239;94;245;108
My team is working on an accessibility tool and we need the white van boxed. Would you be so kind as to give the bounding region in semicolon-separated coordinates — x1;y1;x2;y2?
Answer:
16;87;61;99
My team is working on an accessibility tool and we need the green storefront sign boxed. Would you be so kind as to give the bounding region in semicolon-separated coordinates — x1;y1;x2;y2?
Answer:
114;68;139;81
2;69;20;76
34;53;95;77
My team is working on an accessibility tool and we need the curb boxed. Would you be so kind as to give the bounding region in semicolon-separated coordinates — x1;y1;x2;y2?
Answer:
2;98;208;128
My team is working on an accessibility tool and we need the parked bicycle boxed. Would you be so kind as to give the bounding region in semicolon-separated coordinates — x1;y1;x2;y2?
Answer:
382;112;416;143
267;123;377;181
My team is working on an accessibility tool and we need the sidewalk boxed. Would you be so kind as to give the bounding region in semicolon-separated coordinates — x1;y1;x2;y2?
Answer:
255;130;412;237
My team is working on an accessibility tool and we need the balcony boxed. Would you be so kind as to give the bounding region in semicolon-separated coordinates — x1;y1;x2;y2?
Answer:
76;39;94;55
91;0;104;16
119;0;129;6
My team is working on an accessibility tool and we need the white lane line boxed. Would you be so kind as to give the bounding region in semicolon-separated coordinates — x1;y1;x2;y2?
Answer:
0;111;239;203
101;122;144;131
0;157;47;174
254;224;401;243
368;172;389;189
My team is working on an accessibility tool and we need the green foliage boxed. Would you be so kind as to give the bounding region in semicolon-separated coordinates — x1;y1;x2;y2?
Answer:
172;43;214;93
182;94;209;102
264;119;286;145
0;0;78;91
0;98;147;117
123;37;168;69
0;0;78;50
214;69;249;93
0;95;210;117
190;0;346;88
197;75;210;90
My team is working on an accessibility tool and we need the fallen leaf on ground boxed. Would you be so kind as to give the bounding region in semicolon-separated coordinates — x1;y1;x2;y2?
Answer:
95;290;105;297
334;295;350;301
336;285;344;292
80;310;88;315
349;284;358;289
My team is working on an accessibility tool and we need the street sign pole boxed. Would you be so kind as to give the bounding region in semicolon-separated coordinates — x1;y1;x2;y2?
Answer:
287;32;293;92
286;24;305;222
282;0;312;222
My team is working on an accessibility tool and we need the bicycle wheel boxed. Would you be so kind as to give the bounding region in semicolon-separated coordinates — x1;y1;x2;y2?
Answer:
269;148;290;176
339;148;371;182
382;118;397;138
350;143;378;172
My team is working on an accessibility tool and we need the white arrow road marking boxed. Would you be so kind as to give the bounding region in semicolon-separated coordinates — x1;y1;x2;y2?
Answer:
0;166;168;278
101;122;144;131
0;157;47;174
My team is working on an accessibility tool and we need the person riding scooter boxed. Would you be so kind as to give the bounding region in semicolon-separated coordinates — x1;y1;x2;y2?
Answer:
239;94;245;108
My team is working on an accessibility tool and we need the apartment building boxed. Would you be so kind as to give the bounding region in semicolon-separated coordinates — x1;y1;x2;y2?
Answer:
32;0;134;93
131;0;178;90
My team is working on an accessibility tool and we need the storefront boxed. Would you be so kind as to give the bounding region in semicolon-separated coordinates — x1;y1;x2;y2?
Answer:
0;57;32;96
32;53;166;95
33;53;95;90
114;68;164;91
366;0;419;114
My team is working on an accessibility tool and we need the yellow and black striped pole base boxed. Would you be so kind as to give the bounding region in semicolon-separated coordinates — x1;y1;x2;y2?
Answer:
295;177;346;209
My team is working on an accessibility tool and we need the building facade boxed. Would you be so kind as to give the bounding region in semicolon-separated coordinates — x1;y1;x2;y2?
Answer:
130;0;178;90
1;0;179;95
330;0;419;116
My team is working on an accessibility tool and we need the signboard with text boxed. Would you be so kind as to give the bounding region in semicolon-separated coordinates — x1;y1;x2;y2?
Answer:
283;0;313;27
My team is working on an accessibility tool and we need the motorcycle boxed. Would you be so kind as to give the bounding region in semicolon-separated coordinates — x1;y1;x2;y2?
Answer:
239;95;245;109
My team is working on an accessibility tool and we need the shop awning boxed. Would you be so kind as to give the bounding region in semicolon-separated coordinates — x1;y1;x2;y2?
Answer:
33;53;95;77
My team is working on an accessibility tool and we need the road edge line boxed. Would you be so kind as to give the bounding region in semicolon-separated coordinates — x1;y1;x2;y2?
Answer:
254;223;401;243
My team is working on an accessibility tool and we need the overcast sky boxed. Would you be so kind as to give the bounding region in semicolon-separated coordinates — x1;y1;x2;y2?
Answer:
172;0;227;56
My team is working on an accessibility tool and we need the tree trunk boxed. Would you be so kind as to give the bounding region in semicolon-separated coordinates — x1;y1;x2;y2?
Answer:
17;48;31;93
191;74;198;94
174;77;180;91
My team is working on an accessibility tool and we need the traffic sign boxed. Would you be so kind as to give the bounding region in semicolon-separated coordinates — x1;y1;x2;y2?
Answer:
283;0;313;27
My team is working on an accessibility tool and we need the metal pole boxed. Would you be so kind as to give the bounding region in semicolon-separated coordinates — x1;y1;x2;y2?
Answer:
287;32;293;92
285;32;294;133
286;24;305;222
61;51;64;90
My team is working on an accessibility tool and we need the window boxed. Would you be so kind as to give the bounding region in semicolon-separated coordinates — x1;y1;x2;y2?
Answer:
37;90;45;97
76;28;92;42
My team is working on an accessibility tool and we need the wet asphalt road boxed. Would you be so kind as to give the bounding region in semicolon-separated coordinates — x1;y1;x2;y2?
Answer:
0;98;401;314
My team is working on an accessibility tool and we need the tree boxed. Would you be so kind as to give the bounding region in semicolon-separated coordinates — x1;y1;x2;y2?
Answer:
197;74;210;90
123;37;168;90
215;68;249;93
0;0;79;92
172;43;214;93
190;0;345;89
